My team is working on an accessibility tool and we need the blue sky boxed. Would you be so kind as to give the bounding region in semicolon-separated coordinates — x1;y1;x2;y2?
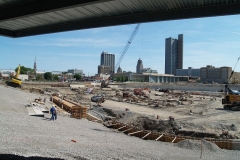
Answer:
1;15;240;76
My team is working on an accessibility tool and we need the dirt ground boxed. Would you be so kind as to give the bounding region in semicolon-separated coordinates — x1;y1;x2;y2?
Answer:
7;81;240;139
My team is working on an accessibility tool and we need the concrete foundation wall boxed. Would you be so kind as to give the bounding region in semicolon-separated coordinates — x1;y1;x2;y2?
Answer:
232;140;240;150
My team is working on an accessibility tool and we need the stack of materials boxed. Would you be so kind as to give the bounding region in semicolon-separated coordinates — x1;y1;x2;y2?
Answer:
71;106;87;119
51;96;87;119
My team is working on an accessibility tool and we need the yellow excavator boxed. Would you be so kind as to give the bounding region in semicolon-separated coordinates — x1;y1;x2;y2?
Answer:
6;64;22;87
222;57;240;111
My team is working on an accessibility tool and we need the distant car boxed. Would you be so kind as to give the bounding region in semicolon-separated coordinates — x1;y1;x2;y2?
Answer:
155;88;161;91
91;95;106;104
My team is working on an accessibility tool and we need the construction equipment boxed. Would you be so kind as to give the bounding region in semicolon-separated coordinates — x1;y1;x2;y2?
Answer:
91;94;106;106
114;24;141;73
6;64;22;87
133;88;151;96
222;57;240;110
101;79;109;88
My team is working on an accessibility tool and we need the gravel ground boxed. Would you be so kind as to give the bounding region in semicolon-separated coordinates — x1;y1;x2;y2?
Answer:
0;85;239;160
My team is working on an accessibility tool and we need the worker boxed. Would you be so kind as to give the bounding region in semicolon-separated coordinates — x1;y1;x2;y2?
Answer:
43;98;46;103
54;106;58;120
50;105;57;121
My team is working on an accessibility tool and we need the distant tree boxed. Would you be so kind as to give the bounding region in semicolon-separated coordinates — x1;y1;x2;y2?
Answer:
44;72;52;80
123;77;127;82
15;66;34;74
53;75;59;81
116;76;121;82
74;74;81;80
120;77;123;82
36;75;43;81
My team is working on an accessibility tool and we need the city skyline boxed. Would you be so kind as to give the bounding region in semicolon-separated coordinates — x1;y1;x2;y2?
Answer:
1;15;240;76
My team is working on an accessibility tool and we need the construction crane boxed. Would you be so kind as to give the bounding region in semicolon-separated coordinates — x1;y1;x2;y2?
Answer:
114;23;141;72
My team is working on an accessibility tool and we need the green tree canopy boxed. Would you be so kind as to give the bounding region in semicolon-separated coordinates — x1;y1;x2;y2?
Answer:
74;74;81;81
44;72;52;80
15;65;35;74
53;75;59;81
36;75;43;81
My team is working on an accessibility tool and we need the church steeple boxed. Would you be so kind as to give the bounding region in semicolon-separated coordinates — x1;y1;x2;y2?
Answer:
117;66;122;73
136;58;143;73
34;56;37;73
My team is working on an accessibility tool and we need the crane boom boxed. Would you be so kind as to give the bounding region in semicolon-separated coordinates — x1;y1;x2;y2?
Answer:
15;64;21;78
228;57;240;82
115;24;141;72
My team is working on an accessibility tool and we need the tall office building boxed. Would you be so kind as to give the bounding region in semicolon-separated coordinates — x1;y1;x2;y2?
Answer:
165;34;183;75
100;51;115;73
98;65;111;75
136;58;143;73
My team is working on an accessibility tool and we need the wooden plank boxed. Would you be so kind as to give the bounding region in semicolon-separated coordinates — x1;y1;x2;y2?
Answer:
110;123;120;126
155;134;164;141
128;130;143;136
172;136;177;143
122;128;132;133
117;125;126;130
142;132;151;139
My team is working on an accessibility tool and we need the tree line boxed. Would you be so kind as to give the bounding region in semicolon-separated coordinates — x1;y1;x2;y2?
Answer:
15;65;81;81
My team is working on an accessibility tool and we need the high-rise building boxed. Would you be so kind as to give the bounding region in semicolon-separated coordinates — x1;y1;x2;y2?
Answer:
165;34;183;75
98;65;111;75
136;58;143;73
100;51;115;73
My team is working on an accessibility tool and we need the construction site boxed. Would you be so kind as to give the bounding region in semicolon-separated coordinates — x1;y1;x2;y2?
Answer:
3;80;240;142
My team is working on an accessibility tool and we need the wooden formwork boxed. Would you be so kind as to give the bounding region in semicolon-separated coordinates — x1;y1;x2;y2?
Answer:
87;113;102;123
106;120;237;150
52;96;87;119
210;139;233;150
71;106;87;119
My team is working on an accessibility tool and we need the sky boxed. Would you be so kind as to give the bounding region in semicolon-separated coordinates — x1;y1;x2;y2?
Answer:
1;15;240;76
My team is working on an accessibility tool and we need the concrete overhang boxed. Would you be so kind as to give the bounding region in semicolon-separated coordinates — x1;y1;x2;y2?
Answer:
1;0;240;38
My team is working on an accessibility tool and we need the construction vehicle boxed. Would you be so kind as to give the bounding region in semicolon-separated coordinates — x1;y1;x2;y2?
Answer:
102;24;140;84
114;24;140;73
6;64;22;88
91;94;106;106
222;57;240;111
101;79;109;88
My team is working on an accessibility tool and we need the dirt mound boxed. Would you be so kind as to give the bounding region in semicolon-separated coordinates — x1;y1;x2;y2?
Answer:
215;123;238;131
42;88;59;93
103;108;118;117
175;139;220;152
129;116;179;133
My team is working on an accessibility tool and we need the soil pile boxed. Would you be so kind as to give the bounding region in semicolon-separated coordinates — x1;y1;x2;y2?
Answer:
175;139;220;152
129;116;179;133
